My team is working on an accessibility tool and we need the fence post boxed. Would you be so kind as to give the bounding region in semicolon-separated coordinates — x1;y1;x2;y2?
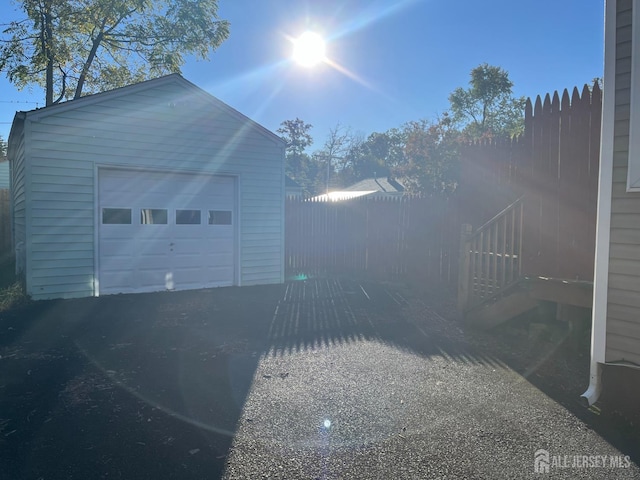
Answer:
457;223;473;313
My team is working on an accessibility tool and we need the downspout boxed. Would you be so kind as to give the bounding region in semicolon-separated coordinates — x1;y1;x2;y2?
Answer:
581;0;616;406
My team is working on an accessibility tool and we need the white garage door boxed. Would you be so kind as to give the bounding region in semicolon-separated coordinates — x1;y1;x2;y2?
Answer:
98;169;236;295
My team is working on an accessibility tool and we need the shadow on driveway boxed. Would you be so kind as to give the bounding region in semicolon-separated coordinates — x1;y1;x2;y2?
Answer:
0;278;505;479
0;278;637;479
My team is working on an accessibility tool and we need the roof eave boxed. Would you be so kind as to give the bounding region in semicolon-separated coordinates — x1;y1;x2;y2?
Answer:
7;112;27;163
21;74;285;147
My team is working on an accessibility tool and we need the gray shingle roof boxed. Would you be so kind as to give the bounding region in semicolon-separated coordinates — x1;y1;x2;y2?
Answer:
342;177;405;193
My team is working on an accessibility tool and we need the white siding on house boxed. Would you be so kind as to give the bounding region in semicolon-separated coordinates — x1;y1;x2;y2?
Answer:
606;0;640;365
627;0;640;189
0;161;10;190
14;75;284;300
8;118;27;276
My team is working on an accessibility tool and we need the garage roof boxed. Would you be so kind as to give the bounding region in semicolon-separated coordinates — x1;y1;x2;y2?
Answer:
12;74;285;147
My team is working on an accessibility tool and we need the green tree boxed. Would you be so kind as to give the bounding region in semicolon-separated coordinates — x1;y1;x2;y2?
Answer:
278;118;313;157
0;0;229;105
0;135;6;160
365;129;405;173
394;116;460;195
448;63;525;139
277;118;317;195
334;129;405;185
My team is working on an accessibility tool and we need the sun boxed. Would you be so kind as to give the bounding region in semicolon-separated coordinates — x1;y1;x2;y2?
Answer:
292;31;326;68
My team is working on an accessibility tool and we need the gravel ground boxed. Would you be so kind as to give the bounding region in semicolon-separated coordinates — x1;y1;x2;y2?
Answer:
0;278;638;479
223;279;640;479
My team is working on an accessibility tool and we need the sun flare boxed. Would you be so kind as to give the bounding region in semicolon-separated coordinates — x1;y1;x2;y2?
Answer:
292;31;326;67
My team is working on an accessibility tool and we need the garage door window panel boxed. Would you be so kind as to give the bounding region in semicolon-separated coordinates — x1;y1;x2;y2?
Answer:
176;209;201;225
141;209;168;225
208;210;232;225
102;208;132;225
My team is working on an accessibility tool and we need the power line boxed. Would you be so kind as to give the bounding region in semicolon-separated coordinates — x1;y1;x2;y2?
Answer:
0;100;40;105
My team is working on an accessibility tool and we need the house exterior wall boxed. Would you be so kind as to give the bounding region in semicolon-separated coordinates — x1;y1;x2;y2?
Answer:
15;76;284;300
0;161;10;189
8;117;27;276
605;0;640;364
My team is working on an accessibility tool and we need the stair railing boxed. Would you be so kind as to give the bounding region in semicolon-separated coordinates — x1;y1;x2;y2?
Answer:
458;196;524;311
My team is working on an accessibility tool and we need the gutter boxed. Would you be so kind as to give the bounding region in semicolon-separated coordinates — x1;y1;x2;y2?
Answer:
581;0;616;407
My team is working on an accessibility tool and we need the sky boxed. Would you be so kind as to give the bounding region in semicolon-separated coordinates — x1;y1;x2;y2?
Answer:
0;0;605;149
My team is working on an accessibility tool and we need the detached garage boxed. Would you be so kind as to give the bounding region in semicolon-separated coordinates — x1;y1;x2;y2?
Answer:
7;74;286;300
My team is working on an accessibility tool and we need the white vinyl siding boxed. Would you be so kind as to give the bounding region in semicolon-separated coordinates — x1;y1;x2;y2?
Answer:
15;75;284;300
9;122;27;276
627;0;640;189
0;161;10;189
606;0;640;365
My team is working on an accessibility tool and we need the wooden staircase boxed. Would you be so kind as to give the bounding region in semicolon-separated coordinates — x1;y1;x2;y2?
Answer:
458;196;593;329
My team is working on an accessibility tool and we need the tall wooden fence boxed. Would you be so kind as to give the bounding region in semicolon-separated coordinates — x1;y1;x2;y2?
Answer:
285;82;602;290
459;82;602;281
285;195;460;287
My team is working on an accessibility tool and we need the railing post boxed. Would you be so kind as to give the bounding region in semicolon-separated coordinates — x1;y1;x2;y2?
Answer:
458;223;473;313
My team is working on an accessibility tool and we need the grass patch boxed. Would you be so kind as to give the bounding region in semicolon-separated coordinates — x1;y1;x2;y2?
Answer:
0;254;29;312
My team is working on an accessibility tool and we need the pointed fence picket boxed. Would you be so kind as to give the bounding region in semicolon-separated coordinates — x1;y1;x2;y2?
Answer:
459;82;601;286
285;82;602;300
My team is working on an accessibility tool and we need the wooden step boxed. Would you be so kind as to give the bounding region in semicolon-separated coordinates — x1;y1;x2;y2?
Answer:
464;276;593;330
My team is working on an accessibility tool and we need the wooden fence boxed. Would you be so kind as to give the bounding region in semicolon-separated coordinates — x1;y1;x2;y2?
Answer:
285;195;460;287
459;82;601;282
285;82;602;293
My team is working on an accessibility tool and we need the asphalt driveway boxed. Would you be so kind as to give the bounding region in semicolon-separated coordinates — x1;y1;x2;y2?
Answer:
0;278;638;479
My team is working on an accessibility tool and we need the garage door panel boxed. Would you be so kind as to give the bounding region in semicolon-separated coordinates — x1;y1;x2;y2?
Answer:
172;227;203;238
139;194;174;207
99;169;236;295
213;237;235;249
101;257;136;272
205;243;234;256
100;233;136;244
173;268;233;288
172;238;209;251
138;268;172;290
172;254;205;268
137;257;171;276
208;228;234;240
100;248;134;266
205;266;235;284
99;271;136;293
139;241;170;256
172;266;204;277
204;254;234;268
100;235;136;256
173;273;211;289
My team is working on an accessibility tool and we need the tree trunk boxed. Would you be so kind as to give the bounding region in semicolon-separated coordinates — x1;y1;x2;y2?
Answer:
43;1;54;106
74;30;103;99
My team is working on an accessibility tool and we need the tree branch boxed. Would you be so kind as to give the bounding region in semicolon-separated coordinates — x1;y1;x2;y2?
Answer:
52;66;66;104
74;17;107;99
